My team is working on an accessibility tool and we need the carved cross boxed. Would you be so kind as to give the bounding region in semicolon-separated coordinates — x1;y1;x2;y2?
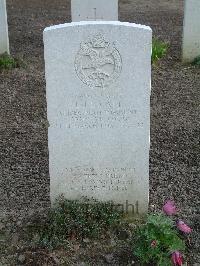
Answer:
87;8;103;21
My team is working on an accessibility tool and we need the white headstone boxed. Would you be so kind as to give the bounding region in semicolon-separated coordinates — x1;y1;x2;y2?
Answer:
0;0;9;54
44;21;152;214
182;0;200;63
71;0;118;22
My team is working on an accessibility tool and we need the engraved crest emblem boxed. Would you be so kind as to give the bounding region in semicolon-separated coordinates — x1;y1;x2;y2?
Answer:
75;34;122;88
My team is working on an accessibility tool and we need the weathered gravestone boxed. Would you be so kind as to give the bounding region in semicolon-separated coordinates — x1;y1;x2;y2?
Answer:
0;0;9;54
71;0;118;22
44;21;152;214
182;0;200;63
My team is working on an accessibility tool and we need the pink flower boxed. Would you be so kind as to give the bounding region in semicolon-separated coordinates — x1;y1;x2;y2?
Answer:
177;220;192;233
172;251;183;266
151;240;157;248
163;200;177;215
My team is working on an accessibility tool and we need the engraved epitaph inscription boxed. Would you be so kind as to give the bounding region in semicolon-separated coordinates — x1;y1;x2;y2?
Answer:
75;34;122;88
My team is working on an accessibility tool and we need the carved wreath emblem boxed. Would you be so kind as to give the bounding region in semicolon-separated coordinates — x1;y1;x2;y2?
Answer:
75;34;122;88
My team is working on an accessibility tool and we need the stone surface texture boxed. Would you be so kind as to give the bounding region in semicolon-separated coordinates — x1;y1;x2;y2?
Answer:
182;0;200;62
71;0;118;22
44;21;152;214
0;0;9;54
